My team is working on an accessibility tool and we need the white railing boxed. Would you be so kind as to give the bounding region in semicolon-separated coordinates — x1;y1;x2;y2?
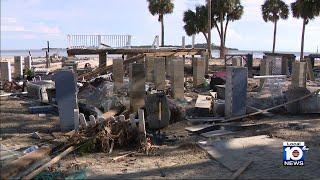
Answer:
67;34;132;49
151;35;159;48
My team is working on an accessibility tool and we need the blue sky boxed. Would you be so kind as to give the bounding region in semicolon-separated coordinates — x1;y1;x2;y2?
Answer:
1;0;319;52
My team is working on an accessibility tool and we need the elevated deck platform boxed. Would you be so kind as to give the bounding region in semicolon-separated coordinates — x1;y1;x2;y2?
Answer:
67;47;206;57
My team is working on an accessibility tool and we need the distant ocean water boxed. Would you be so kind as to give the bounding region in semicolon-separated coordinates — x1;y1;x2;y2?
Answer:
0;49;313;59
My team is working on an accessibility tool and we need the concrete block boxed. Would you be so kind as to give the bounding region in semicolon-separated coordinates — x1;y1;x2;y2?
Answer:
145;56;155;82
113;58;124;89
129;63;145;112
14;56;23;79
291;61;306;88
171;58;184;99
24;56;32;69
193;57;205;86
225;66;248;118
54;69;78;131
0;61;12;82
154;57;166;90
99;53;107;68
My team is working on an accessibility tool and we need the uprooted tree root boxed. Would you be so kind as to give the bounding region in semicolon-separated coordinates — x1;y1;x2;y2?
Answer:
68;118;140;154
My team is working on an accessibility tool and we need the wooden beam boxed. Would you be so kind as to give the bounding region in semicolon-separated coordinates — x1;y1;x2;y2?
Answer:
0;146;52;179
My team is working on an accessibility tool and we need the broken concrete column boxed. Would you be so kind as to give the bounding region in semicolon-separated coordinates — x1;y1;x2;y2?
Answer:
193;57;205;87
171;58;184;99
99;52;107;68
14;56;23;79
291;61;307;88
154;57;166;90
259;57;273;89
113;58;124;90
0;61;12;82
225;66;248;118
145;56;155;82
54;69;78;131
24;56;32;69
129;63;145;112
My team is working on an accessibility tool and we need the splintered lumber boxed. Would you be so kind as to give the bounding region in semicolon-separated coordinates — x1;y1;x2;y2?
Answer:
24;146;76;180
231;161;252;179
222;89;320;123
0;146;52;179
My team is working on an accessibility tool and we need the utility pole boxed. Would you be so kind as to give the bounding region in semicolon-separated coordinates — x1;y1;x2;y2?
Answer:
207;0;211;58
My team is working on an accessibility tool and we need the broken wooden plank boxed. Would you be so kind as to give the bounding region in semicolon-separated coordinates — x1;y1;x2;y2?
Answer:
201;129;234;138
231;161;252;179
24;146;75;180
112;152;135;162
185;124;215;133
0;146;52;179
186;117;224;123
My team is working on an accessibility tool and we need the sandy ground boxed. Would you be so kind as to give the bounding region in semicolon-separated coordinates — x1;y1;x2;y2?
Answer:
1;95;320;179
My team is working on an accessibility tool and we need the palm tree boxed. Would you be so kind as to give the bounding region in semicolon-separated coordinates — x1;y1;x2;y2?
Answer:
183;5;211;44
261;0;289;53
211;0;244;58
147;0;174;47
291;0;320;60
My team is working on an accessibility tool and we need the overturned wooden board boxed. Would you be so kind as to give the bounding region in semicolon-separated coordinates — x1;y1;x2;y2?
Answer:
201;129;234;138
198;135;281;171
185;124;215;133
187;117;224;123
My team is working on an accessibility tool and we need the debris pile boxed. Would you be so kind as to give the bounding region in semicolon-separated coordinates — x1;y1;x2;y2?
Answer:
70;117;140;153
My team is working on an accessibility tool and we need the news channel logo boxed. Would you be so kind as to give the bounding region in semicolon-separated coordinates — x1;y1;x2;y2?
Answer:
283;142;309;166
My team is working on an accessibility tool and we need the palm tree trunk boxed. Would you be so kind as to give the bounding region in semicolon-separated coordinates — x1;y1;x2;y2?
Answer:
161;16;164;47
272;20;277;53
219;14;225;58
300;18;306;61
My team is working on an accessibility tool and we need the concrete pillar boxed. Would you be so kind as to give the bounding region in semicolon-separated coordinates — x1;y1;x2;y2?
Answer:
14;56;23;79
171;58;184;99
154;57;166;90
246;54;253;77
113;58;124;90
292;61;307;88
193;57;205;87
281;56;289;76
202;51;209;74
129;63;145;112
145;56;155;82
24;56;32;69
0;61;12;82
165;56;172;78
99;52;107;68
225;66;248;118
54;69;78;131
260;57;272;89
232;57;242;66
